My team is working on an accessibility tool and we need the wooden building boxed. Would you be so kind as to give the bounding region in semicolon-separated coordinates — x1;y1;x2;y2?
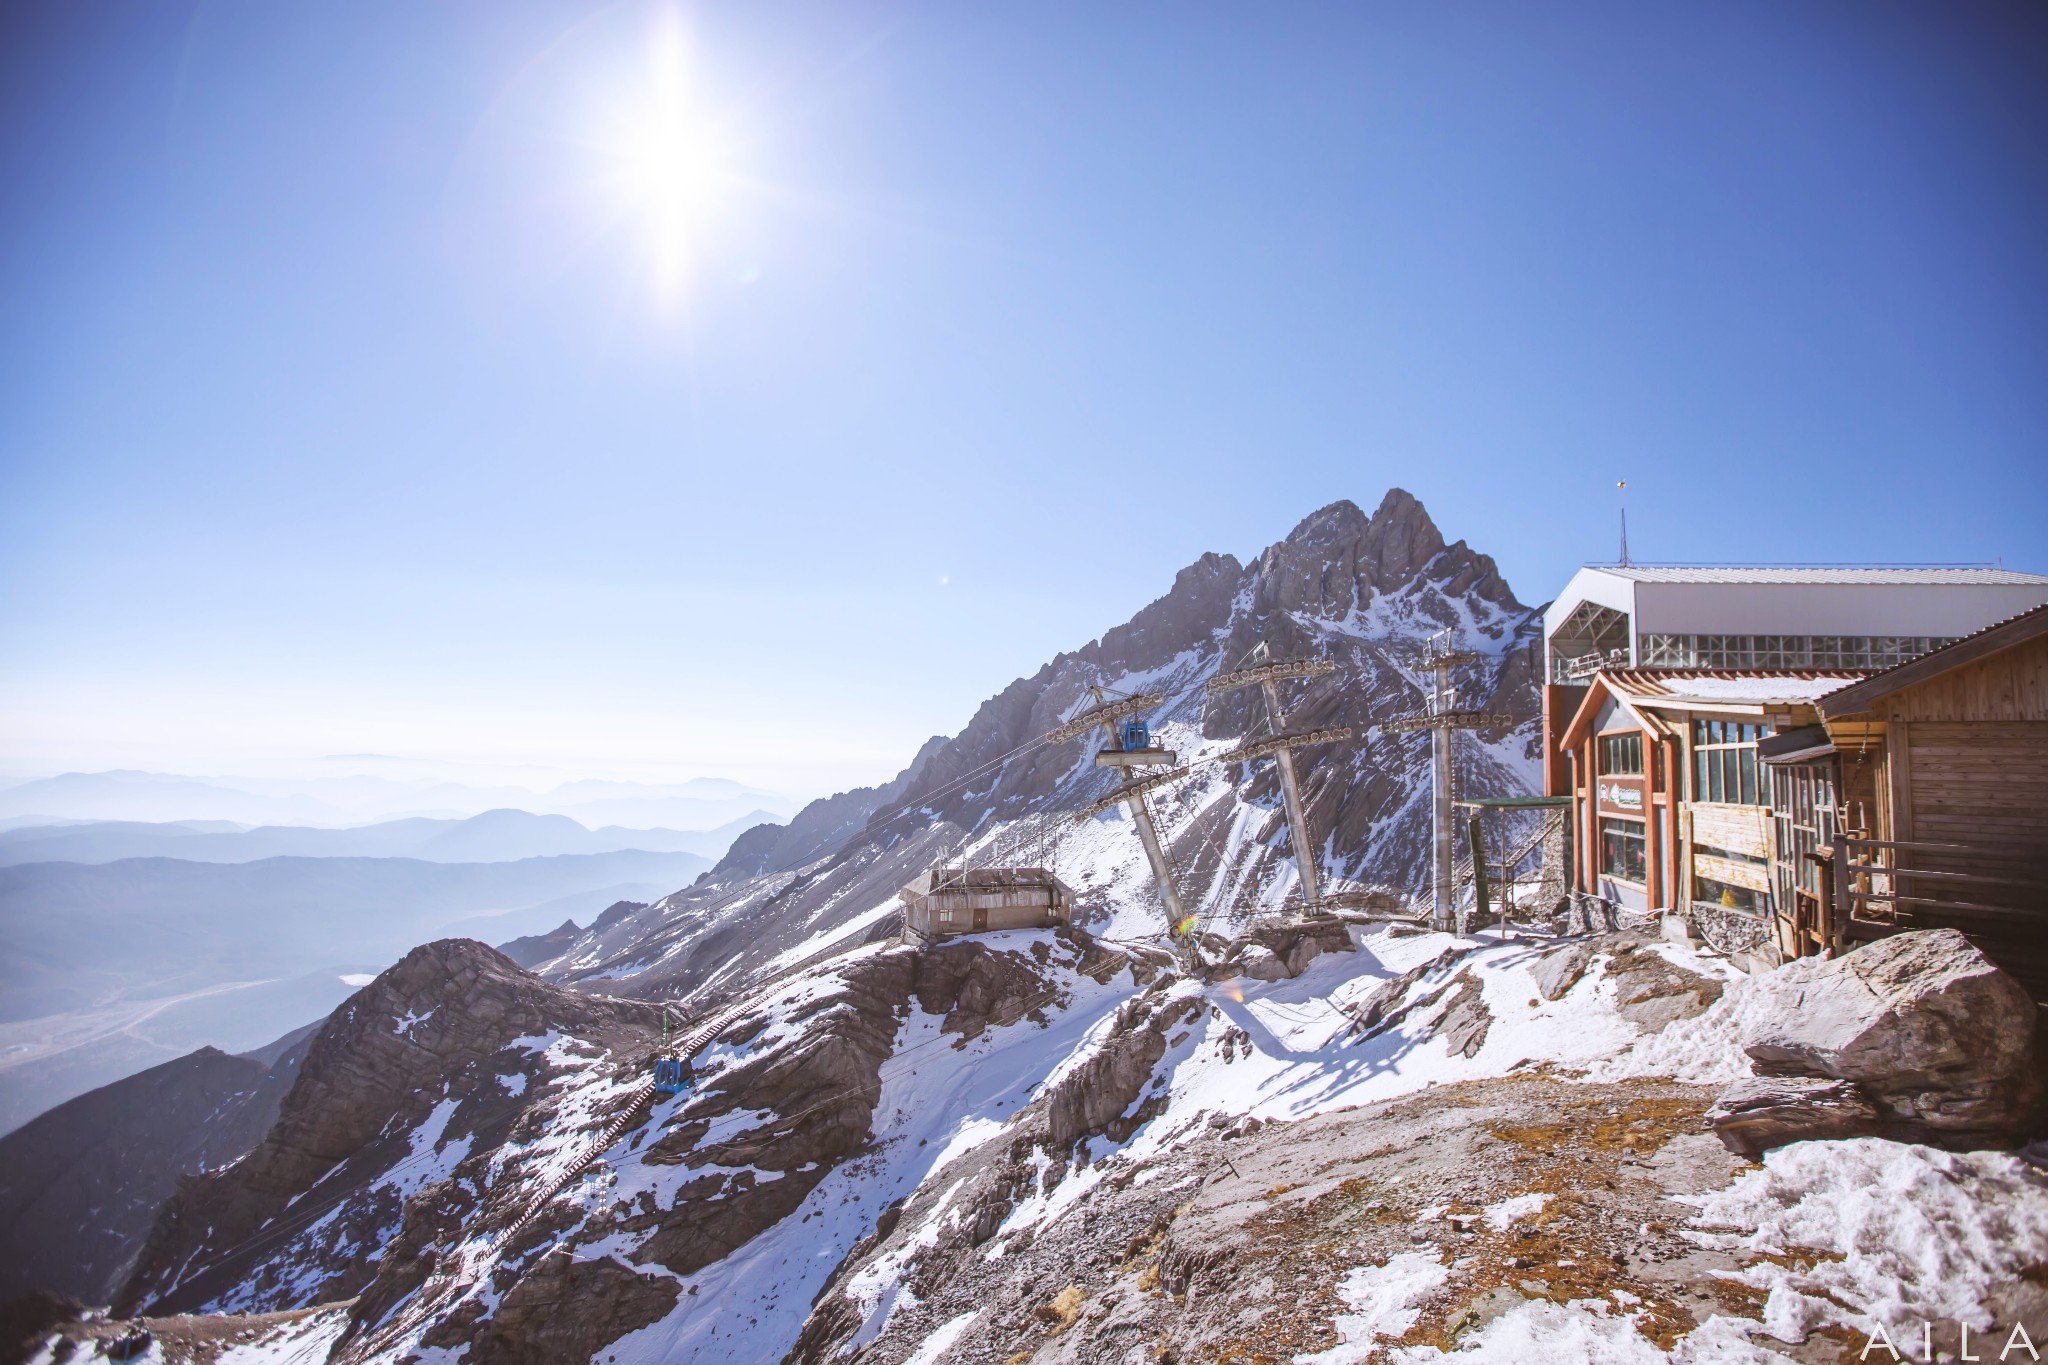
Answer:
1555;669;1866;960
900;867;1075;940
1814;604;2048;996
1541;566;2048;802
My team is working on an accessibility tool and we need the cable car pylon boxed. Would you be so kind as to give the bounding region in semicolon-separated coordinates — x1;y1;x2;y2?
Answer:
1053;685;1190;932
1206;643;1356;913
1382;629;1511;931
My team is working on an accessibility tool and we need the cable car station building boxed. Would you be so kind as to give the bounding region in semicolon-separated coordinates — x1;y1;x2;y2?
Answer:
1540;567;2048;961
900;866;1075;941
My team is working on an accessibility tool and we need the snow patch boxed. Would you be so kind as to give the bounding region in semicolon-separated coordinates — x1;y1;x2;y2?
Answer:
1481;1192;1551;1231
1682;1137;2048;1342
901;1311;977;1365
1296;1252;1449;1362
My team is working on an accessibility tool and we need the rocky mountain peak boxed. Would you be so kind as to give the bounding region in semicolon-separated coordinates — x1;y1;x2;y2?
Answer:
117;939;662;1315
1358;487;1449;587
1253;488;1433;618
1253;488;1522;621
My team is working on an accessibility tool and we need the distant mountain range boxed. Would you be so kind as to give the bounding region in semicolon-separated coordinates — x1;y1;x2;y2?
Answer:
0;848;712;1133
0;770;799;831
19;491;1558;1358
0;807;779;867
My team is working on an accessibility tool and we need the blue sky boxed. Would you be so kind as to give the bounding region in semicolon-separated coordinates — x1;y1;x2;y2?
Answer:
2;1;2044;797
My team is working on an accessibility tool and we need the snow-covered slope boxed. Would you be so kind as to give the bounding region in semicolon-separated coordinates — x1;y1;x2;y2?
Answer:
523;489;1545;1005
95;919;2042;1365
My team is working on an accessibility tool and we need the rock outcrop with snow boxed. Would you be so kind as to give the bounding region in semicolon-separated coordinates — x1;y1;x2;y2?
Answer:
528;489;1543;1005
1728;928;2038;1149
117;940;666;1317
25;495;2048;1365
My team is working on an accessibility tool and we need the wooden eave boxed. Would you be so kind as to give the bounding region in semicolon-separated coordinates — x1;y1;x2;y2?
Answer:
1558;674;1621;752
1817;603;2048;719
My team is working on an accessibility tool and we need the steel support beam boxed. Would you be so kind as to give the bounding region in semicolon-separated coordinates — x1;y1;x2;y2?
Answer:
1261;680;1321;905
1095;747;1180;769
1074;684;1187;927
1433;724;1453;930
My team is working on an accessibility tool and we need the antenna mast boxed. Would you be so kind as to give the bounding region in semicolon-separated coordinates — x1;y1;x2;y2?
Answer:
1617;480;1631;567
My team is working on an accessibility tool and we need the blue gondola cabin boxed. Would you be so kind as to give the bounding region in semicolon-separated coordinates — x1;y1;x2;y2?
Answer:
653;1056;690;1096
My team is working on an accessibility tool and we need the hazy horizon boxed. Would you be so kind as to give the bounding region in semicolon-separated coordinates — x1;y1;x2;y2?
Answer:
6;2;2045;802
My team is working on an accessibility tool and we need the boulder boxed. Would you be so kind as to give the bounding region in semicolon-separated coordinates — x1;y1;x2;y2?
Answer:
1602;944;1724;1031
1529;941;1597;1002
1739;929;2037;1143
1705;1077;1884;1159
1209;917;1354;984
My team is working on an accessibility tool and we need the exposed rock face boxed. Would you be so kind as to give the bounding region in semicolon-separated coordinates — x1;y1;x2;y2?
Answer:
495;918;582;969
607;950;916;1283
1704;1077;1884;1159
1207;918;1354;983
1529;940;1597;1002
1739;929;2037;1143
788;975;1202;1361
1043;987;1204;1147
711;736;948;880
0;1037;306;1304
1601;944;1725;1031
117;940;663;1316
537;490;1542;1006
1347;950;1496;1058
465;1251;679;1365
219;932;1134;1365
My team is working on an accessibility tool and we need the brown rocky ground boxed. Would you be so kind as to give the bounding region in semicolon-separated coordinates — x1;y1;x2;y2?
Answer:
23;1303;347;1365
793;1069;1954;1365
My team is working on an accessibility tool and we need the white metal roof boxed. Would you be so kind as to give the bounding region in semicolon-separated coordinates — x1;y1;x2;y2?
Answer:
1544;564;2048;643
1650;674;1866;704
1588;566;2048;586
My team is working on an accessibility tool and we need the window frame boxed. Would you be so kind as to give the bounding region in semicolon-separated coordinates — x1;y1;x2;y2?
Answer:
1599;816;1647;885
1598;731;1644;776
1690;718;1770;807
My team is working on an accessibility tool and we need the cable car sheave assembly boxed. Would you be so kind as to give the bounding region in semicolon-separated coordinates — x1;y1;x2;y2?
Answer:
1383;630;1513;931
1206;647;1362;912
908;634;1494;949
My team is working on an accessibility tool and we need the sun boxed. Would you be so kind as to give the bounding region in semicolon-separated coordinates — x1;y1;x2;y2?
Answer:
591;11;733;306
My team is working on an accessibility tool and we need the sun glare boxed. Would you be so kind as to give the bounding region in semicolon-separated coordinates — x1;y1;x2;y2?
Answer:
593;11;732;307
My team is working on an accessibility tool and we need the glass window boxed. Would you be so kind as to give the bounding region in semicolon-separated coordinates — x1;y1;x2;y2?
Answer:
1600;818;1647;883
1691;718;1771;806
1600;732;1643;775
1650;634;1954;673
1694;874;1760;915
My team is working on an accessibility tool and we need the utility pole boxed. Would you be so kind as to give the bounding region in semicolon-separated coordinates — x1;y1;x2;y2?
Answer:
1384;632;1510;932
1207;645;1356;914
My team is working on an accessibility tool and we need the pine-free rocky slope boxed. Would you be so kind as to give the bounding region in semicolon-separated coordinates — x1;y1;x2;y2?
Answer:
63;923;2048;1365
20;491;2048;1364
